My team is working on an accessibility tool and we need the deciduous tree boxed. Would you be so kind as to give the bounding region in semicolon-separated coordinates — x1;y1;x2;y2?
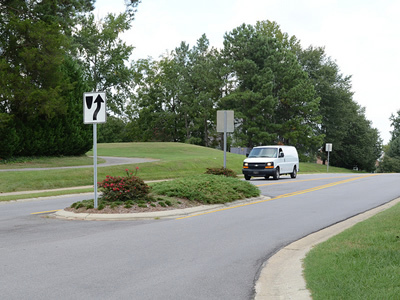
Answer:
73;11;135;116
298;46;381;170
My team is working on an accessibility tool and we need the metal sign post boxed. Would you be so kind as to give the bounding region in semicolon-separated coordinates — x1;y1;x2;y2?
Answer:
326;143;332;172
93;123;98;207
83;92;106;208
223;111;227;168
217;110;234;168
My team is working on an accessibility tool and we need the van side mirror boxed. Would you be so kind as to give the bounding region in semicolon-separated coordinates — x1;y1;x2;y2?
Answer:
246;153;249;157
279;152;284;158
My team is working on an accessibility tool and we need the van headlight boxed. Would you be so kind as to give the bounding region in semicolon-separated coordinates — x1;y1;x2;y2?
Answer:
265;162;274;168
243;162;248;168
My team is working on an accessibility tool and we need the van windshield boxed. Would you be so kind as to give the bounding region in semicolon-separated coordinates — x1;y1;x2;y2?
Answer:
248;148;277;158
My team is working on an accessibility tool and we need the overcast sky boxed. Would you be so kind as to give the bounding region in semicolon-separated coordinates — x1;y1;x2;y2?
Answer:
95;0;400;144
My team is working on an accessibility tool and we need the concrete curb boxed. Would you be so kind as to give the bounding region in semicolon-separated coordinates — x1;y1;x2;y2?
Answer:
53;196;271;221
254;197;400;300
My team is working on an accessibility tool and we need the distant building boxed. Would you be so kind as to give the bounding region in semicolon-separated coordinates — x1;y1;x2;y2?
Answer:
230;147;251;156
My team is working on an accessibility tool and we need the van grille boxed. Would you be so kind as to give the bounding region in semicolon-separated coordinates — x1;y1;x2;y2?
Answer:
247;163;266;169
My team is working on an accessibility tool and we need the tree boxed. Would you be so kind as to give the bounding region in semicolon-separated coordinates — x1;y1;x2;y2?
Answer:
181;35;223;146
378;110;400;172
97;116;130;143
220;22;323;156
0;0;94;157
128;35;223;146
128;58;177;141
388;110;400;141
298;46;382;170
73;11;135;116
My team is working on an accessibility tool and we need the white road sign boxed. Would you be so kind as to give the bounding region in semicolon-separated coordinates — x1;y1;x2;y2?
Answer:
83;92;106;124
326;143;332;152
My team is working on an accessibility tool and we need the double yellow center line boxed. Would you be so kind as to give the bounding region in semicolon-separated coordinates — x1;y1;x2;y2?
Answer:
31;209;61;215
268;174;376;199
177;174;377;220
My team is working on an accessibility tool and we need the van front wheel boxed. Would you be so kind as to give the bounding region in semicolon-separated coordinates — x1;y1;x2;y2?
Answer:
273;167;280;180
291;167;297;178
244;175;251;181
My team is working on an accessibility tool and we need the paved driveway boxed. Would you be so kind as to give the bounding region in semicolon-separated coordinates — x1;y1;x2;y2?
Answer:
0;156;159;172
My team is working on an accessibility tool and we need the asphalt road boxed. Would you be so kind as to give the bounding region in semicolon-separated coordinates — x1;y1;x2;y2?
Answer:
1;173;399;299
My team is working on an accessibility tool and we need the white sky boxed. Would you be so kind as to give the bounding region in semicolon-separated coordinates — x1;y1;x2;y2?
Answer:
95;0;400;144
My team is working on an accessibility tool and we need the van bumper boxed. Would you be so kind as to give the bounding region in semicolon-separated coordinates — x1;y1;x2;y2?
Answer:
242;168;275;177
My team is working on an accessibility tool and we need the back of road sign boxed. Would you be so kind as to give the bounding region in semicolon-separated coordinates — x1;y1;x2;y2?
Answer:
83;92;107;124
217;110;234;132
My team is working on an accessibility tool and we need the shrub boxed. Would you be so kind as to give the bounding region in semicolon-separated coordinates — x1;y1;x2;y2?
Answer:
70;199;95;210
205;167;237;178
151;174;260;204
98;168;150;202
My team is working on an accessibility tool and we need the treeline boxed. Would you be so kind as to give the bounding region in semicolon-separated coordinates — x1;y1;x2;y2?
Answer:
0;1;382;171
122;21;381;171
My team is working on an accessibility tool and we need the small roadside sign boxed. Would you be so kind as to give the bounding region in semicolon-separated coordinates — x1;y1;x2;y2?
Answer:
217;110;234;132
326;143;333;172
83;92;106;124
326;143;332;152
217;110;234;168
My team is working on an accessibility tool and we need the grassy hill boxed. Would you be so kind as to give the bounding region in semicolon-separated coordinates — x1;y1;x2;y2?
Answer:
0;142;360;194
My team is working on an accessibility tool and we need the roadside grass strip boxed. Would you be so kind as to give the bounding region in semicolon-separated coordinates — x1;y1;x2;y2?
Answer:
304;198;400;299
177;174;377;220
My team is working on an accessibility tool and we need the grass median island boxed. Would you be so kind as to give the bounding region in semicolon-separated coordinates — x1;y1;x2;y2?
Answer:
67;174;261;213
304;202;400;299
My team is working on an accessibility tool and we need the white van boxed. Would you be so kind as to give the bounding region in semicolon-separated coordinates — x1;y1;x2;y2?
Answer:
242;145;299;180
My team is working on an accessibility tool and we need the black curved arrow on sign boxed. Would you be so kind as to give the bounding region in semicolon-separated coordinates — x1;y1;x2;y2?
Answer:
93;95;104;120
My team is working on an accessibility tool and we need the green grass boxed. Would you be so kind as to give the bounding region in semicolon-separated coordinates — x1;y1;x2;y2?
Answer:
0;142;359;195
304;202;400;299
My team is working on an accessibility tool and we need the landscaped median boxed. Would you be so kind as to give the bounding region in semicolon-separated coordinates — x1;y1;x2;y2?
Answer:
54;171;262;220
54;195;270;221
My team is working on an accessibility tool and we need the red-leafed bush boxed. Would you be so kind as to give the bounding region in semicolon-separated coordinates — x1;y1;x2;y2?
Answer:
98;168;150;202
